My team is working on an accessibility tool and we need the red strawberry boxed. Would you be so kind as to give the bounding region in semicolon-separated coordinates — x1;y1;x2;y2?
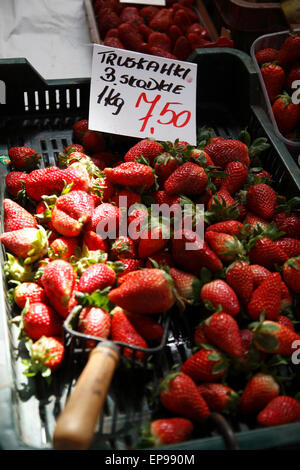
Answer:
220;161;248;195
154;153;180;186
250;264;271;288
244;212;269;232
282;257;300;294
148;32;171;52
116;258;143;278
118;23;144;52
108;268;176;314
253;320;300;356
240;373;280;414
110;307;147;361
146;418;193;446
273;210;300;240
286;61;300;89
64;144;85;154
274;237;300;257
149;8;173;32
49;237;79;260
82;130;106;154
203;138;250;168
249;237;288;269
261;63;285;103
280;281;293;310
97;8;121;38
8;146;40;170
82;230;108;253
200;280;240;316
0;227;48;263
22;302;62;340
246;183;277;220
226;261;254;304
204;231;245;263
124;139;163;164
78;306;111;345
207;188;240;222
23;336;65;377
72;119;89;141
51;191;94;237
111;189;141;208
5;171;27;198
105;162;155;190
173;35;192;61
278;315;295;331
91;151;118;170
126;313;164;342
170;267;201;305
145;251;174;269
77;263;116;294
138;226;168;260
152;190;181;207
198;383;239;413
257;396;300;427
164;162;208;196
278;33;300;64
247;272;282;321
206;220;244;237
140;5;159;22
86;203;121;235
204;312;243;358
255;48;279;65
181;348;228;382
159;371;210;422
41;260;77;319
3;199;37;232
92;176;114;203
110;236;136;260
172;229;223;275
272;93;300;134
13;282;47;309
138;24;153;41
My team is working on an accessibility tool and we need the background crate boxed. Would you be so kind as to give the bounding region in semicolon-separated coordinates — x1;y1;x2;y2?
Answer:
0;49;300;450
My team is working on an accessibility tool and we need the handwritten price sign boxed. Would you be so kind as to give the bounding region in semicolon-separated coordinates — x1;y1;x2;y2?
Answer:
88;45;197;145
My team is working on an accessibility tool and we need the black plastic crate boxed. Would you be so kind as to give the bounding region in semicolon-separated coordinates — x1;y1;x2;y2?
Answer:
0;49;300;451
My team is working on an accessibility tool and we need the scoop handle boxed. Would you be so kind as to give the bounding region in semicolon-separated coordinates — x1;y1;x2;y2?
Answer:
53;341;119;450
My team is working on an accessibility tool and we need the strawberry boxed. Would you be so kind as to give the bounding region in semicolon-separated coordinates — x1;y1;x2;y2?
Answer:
49;237;79;260
253;320;300;356
77;263;116;294
145;251;174;269
148;32;171;52
164;162;208;196
159;371;210;422
193;323;209;347
226;261;254;304
3;199;37;232
144;418;193;446
51;190;94;237
204;312;243;358
140;5;159;22
247;272;282;321
138;226;168;260
220;161;248;195
64;144;85;154
13;282;47;309
152;190;181;206
249;237;288;269
110;307;147;361
8;146;40;170
138;23;153;41
97;8;121;38
272;93;300;134
82;130;106;154
240;373;280;414
24;336;65;379
278;315;295;331
172;229;223;275
41;260;77;319
257;396;300;427
92;176;115;203
204;231;245;263
255;48;279;65
91;151;118;170
198;383;239;413
22;302;63;340
244;212;270;232
78;306;111;345
86;203;121;235
250;265;271;288
168;24;183;46
108;268;175;314
278;33;300;64
110;236;136;260
72;119;89;141
203;138;250;168
105;162;155;190
5;171;27;198
126;313;164;342
116;258;143;278
82;230;108;253
200;280;240;316
180;348;228;382
149;8;173;32
273;210;300;240
261;63;285;103
0;227;48;263
246;183;277;220
154;153;180;186
124;139;163;164
169;267;201;305
282;257;300;294
280;282;293;310
111;189;141;208
286;61;300;89
118;23;144;52
207;189;240;222
173;36;192;61
206;220;244;237
274;237;300;257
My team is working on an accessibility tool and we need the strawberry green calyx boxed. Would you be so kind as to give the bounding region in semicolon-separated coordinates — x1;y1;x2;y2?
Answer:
252;320;280;353
24;226;49;264
205;196;240;223
22;337;56;383
72;248;108;276
75;287;112;312
4;254;35;282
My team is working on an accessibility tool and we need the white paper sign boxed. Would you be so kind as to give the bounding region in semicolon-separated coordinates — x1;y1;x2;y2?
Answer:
119;0;166;5
89;45;197;145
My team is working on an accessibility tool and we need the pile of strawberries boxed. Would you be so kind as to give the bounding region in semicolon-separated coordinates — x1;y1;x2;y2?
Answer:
94;0;233;62
255;32;300;141
2;118;300;447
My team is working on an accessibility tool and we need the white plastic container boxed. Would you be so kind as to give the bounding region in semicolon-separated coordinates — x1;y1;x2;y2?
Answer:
250;29;300;157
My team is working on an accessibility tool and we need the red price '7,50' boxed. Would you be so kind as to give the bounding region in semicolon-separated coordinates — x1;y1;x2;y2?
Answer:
135;92;191;133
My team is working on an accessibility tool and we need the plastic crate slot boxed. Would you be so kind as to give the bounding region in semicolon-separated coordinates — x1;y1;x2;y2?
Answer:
45;90;50;111
23;92;29;112
40;140;47;151
76;89;80;108
66;89;70;109
51;139;58;150
34;91;39;111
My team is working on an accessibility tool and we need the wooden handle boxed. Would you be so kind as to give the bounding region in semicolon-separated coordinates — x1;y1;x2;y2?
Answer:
53;341;119;450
